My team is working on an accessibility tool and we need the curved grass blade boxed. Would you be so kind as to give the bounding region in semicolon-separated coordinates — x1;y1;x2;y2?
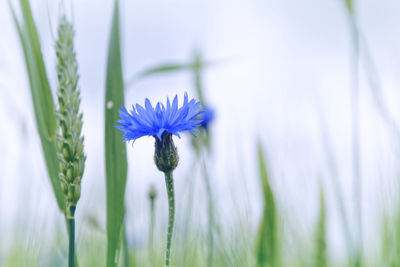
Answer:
104;0;128;266
137;63;190;78
125;63;189;88
125;51;224;90
10;0;65;211
256;142;278;267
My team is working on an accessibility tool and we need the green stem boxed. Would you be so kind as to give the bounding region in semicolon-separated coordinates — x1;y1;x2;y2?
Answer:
201;158;214;267
149;198;155;252
164;171;175;267
192;51;206;106
350;17;363;267
68;206;76;267
149;196;156;267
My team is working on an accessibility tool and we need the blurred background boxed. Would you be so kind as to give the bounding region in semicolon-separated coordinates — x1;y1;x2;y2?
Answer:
1;0;400;266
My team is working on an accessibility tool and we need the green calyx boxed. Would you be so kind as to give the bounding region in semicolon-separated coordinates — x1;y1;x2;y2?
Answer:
56;16;86;209
154;133;179;173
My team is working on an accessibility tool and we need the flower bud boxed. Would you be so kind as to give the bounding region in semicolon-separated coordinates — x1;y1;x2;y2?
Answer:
154;133;179;173
148;184;157;200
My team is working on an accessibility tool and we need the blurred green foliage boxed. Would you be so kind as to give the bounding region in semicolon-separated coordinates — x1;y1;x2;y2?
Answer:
10;0;65;212
104;0;128;266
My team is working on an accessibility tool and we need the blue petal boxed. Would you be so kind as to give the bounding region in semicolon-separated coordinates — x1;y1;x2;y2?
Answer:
115;93;202;142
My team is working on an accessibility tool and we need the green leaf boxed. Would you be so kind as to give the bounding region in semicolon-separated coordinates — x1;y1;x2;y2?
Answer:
314;187;327;267
256;142;278;267
10;0;65;211
104;0;128;266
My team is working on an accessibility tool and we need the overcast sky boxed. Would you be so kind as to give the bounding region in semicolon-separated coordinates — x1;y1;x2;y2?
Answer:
1;0;400;260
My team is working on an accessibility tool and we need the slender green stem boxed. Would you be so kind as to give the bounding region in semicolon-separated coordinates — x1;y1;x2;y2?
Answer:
68;206;76;267
164;171;175;267
319;114;354;261
149;197;155;251
181;160;198;265
192;52;206;105
201;157;214;267
194;68;205;105
149;195;156;267
350;17;363;267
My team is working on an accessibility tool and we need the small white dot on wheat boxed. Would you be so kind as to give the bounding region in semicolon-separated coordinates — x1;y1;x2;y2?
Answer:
107;101;114;109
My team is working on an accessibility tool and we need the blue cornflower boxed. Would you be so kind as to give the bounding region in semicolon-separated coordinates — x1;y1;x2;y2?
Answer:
116;93;202;142
117;94;202;267
199;106;215;129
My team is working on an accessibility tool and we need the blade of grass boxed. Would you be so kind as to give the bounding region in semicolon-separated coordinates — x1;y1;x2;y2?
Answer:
125;50;223;91
137;63;190;78
343;1;363;264
192;51;206;104
314;186;327;267
256;142;278;267
381;203;400;266
344;0;354;16
201;155;215;267
125;63;189;89
104;0;128;266
319;113;355;266
10;0;65;211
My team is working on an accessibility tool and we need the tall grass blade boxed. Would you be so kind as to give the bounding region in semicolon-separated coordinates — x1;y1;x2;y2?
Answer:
316;101;354;265
344;1;363;264
256;143;277;267
201;157;215;267
10;0;65;211
344;0;354;16
314;187;327;267
104;0;128;266
137;63;190;78
381;208;400;266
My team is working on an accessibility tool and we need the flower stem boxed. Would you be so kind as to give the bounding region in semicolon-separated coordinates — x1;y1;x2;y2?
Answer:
164;171;175;267
68;206;76;267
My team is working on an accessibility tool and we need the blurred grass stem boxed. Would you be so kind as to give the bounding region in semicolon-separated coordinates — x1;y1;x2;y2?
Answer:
193;52;205;105
201;155;214;267
149;195;156;254
349;15;363;267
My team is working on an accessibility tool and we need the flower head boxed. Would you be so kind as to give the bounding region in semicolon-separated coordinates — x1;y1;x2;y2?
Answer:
116;93;202;142
199;106;215;129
